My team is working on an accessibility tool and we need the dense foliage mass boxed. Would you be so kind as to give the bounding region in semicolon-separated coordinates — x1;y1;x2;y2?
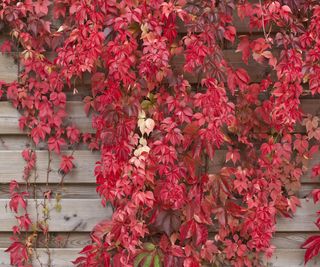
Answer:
1;0;320;266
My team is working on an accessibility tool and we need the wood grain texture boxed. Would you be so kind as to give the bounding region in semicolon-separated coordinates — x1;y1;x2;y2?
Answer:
0;198;317;232
0;180;315;200
0;150;99;183
0;98;317;135
298;184;320;198
0;248;78;267
0;148;318;184
0;135;89;150
272;233;314;249
266;249;320;267
0;184;99;198
177;3;265;34
0;232;314;249
208;149;320;184
43;49;272;85
0;6;319;266
0;101;92;134
276;199;319;232
0;38;304;88
2;182;315;200
172;51;272;83
0;199;112;232
0;53;18;83
0;248;318;267
0;233;91;248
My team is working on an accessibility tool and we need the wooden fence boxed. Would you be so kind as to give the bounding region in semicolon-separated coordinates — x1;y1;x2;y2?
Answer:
0;10;319;267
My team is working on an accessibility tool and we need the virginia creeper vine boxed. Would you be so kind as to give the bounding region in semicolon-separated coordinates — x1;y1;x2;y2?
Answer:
1;0;320;266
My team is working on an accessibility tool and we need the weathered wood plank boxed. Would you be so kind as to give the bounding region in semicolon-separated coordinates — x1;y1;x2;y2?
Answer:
266;249;320;267
0;101;92;134
0;148;318;184
42;49;271;85
0;135;40;150
0;233;91;248
172;51;272;83
45;48;278;85
272;233;314;249
0;53;18;83
0;248;318;267
0;232;315;249
0;248;78;267
3;49;317;89
298;184;320;198
0;98;317;135
177;2;264;34
0;150;99;184
276;199;319;232
0;184;99;198
208;149;320;184
0;199;111;232
0;135;89;150
300;98;320;116
0;199;317;232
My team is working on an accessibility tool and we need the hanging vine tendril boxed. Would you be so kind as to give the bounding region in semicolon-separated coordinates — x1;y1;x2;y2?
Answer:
1;0;320;266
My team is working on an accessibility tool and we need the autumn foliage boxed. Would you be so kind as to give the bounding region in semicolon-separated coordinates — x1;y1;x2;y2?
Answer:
1;0;320;266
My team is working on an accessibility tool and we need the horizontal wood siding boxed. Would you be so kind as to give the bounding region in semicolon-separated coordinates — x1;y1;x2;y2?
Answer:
0;9;320;267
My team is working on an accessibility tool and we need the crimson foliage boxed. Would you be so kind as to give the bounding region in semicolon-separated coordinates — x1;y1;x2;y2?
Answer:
1;0;320;266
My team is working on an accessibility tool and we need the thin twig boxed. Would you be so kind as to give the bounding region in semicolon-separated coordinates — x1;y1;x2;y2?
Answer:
43;149;52;266
31;149;44;267
259;0;269;41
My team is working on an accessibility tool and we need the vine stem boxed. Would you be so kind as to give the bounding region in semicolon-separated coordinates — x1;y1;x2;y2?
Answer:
31;148;44;267
31;146;52;267
259;0;269;41
43;149;52;266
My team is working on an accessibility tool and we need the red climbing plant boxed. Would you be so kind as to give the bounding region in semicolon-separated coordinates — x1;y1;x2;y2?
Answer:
1;0;320;266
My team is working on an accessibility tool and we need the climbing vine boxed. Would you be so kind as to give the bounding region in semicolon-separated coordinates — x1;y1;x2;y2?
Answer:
1;0;320;266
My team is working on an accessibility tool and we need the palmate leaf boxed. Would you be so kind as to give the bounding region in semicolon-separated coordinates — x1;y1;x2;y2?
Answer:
301;235;320;263
134;243;163;267
134;252;149;267
153;209;181;236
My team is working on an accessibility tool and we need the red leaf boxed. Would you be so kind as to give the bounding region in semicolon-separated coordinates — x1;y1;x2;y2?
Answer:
302;235;320;263
171;245;185;257
235;68;250;86
195;223;208;246
180;220;195;242
224;26;236;43
312;189;320;204
60;155;74;174
48;136;66;154
0;40;12;53
236;35;250;64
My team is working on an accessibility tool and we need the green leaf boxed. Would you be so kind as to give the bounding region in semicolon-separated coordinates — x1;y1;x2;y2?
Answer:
143;242;155;251
55;203;62;212
134;252;148;267
148;93;155;102
142;254;152;267
141;100;151;110
153;254;161;267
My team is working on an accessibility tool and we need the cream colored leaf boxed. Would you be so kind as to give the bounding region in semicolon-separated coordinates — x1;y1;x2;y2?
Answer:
145;118;155;135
